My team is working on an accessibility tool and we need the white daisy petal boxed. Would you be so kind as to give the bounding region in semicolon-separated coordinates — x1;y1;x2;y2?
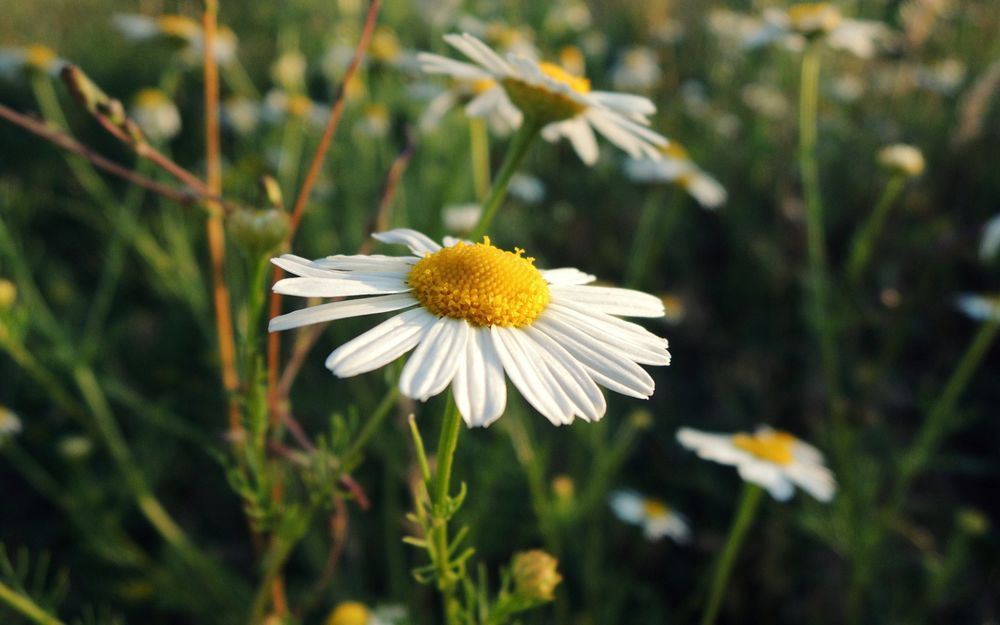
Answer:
787;463;837;502
465;86;507;118
399;317;470;401
452;328;507;427
609;491;647;524
546;302;671;365
554;117;600;165
443;33;511;76
534;314;655;399
273;274;411;298
372;228;442;255
587;91;657;116
312;254;417;273
550;285;665;317
269;293;418;332
272;254;342;278
325;308;435;376
491;326;573;425
676;428;755;466
542;268;597;286
585;109;665;159
738;461;795;501
416;52;492;80
524;327;607;421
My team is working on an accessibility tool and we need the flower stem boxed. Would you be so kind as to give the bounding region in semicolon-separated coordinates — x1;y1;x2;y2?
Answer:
469;117;491;202
0;581;65;625
432;393;464;624
846;174;906;285
700;483;764;625
798;44;846;445
625;188;684;288
469;119;541;241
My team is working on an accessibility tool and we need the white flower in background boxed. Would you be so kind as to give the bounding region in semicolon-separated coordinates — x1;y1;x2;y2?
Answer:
0;406;22;442
609;490;691;543
955;294;1000;323
442;203;482;234
0;43;64;79
417;78;523;136
357;103;391;138
677;426;836;502
830;74;866;102
878;144;925;178
915;58;966;95
417;33;668;165
744;4;895;59
624;144;727;210
611;46;661;92
741;83;791;119
112;13;238;65
509;173;546;204
262;90;329;127
269;229;670;427
221;96;260;135
980;214;1000;263
130;88;182;142
543;0;592;35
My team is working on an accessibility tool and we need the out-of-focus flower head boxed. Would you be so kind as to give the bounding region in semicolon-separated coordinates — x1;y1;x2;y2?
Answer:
369;26;403;65
418;33;668;165
441;203;483;234
130;88;182;142
112;13;238;66
221;96;261;135
624;143;727;209
611;46;662;92
263;90;329;127
510;550;562;602
741;4;896;59
543;0;592;36
741;83;791;119
508;173;546;205
609;490;691;542
0;406;22;443
914;58;966;95
558;46;586;78
979;214;1000;263
271;50;308;92
878;144;925;178
0;43;65;79
659;294;686;325
357;103;391;138
0;279;16;312
677;426;837;501
955;294;1000;323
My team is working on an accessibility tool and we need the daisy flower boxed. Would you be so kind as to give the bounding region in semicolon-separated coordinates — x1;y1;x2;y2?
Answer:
269;229;671;428
624;143;727;210
878;144;925;178
417;77;523;136
0;43;64;79
609;490;691;543
417;33;667;165
676;426;836;502
745;4;895;59
0;406;22;442
130;88;182;143
111;13;238;65
955;294;1000;323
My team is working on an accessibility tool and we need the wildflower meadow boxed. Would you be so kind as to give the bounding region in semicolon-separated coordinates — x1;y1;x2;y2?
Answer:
1;1;998;624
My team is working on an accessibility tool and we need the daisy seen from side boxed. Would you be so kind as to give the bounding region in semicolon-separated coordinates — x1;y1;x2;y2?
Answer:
269;229;671;428
609;490;691;543
417;32;668;165
677;426;836;502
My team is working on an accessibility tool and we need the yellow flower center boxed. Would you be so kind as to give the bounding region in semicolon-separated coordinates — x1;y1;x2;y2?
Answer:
469;77;498;95
661;142;690;161
643;499;670;518
134;88;170;108
501;62;590;124
787;3;842;35
25;44;57;71
732;430;797;465
407;237;550;327
157;14;201;41
287;94;313;118
326;602;370;625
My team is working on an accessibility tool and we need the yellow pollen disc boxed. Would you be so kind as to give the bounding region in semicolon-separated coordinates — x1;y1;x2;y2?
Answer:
157;14;201;40
287;94;313;118
135;88;170;108
469;77;497;95
501;61;590;124
732;430;797;465
407;237;550;327
25;44;57;70
643;499;669;518
787;3;842;35
661;142;690;161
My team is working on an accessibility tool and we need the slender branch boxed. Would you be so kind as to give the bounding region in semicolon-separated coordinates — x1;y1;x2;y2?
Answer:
700;484;764;625
0;104;212;208
0;581;65;625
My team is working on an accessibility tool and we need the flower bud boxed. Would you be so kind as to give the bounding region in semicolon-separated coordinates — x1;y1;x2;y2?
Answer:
511;550;562;602
0;279;16;312
551;474;575;501
229;207;290;257
878;144;925;178
326;601;370;625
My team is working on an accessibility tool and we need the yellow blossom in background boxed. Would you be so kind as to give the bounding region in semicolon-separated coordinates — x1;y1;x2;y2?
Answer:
327;602;370;625
511;550;562;602
878;144;926;178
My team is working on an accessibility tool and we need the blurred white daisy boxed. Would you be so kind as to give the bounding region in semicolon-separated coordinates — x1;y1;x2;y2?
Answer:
955;294;1000;323
0;406;22;442
221;96;260;135
677;426;836;502
111;13;238;65
609;490;691;543
417;32;668;165
624;144;727;210
271;50;307;92
980;214;1000;263
417;77;523;136
509;173;546;204
745;4;895;59
262;90;329;127
611;46;662;92
0;43;64;79
269;229;671;427
130;88;182;142
441;203;483;234
878;143;925;178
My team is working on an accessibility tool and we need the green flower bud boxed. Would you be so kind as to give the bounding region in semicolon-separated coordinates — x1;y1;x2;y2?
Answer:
878;144;925;178
511;550;562;602
229;207;290;257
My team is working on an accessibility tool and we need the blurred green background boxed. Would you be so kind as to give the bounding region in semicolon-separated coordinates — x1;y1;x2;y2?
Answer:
2;0;999;624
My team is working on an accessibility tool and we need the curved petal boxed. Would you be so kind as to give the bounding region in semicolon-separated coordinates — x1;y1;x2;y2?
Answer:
541;267;596;286
399;317;470;401
273;274;411;298
737;460;795;501
491;327;572;425
550;285;665;318
452;328;507;427
325;308;434;377
269;293;418;332
372;228;442;255
524;326;607;421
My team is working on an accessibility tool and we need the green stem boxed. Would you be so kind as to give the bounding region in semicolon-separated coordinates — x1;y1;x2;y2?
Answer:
432;393;464;625
0;581;65;625
345;386;401;461
700;484;764;625
469;118;491;203
798;45;846;443
846;174;906;284
893;318;1000;508
469;120;541;241
625;188;685;288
